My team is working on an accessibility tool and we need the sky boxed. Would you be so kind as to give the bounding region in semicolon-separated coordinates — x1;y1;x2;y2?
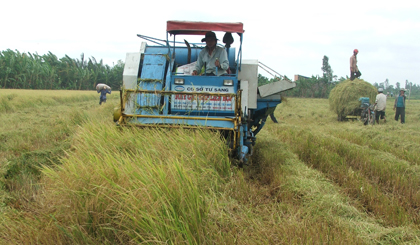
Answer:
2;0;420;87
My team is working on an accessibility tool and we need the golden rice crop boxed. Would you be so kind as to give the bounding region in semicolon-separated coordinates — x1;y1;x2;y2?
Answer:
2;89;420;244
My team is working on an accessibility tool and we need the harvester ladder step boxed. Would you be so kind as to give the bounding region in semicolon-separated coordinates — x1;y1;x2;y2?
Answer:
136;54;167;115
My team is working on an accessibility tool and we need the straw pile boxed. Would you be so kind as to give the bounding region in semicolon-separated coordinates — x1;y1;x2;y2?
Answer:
329;78;377;121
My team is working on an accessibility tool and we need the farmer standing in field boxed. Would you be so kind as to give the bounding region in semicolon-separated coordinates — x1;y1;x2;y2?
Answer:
350;49;361;81
394;88;407;124
374;87;387;124
98;87;111;105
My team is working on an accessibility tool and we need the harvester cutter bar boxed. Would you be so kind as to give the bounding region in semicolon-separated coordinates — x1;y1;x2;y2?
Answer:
121;114;236;121
117;123;235;131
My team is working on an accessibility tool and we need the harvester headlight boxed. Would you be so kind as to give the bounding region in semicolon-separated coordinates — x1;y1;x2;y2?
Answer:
223;79;234;86
174;78;184;85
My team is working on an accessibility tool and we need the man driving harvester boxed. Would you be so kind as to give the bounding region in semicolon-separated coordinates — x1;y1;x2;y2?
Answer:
192;31;229;76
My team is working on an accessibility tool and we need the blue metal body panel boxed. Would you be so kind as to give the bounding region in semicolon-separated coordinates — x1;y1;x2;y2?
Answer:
136;53;167;115
130;43;239;127
256;98;282;111
251;98;282;128
170;75;237;116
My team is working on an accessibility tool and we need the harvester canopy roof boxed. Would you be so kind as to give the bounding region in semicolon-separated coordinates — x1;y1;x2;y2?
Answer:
167;21;244;35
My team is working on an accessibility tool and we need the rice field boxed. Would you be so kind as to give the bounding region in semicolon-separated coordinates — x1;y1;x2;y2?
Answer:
1;89;420;244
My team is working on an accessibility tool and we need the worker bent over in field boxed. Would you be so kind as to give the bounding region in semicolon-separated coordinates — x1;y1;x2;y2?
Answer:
98;88;111;105
374;87;387;124
350;49;361;80
192;31;229;76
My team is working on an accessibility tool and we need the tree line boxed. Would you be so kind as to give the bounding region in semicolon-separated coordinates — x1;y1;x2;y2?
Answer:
258;55;420;99
373;79;420;99
0;49;124;90
259;56;341;98
2;49;419;99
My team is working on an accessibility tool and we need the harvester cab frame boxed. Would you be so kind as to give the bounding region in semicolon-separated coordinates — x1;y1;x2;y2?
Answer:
115;20;295;164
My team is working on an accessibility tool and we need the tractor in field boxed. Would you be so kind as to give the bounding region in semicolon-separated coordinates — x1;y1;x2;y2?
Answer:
113;21;295;164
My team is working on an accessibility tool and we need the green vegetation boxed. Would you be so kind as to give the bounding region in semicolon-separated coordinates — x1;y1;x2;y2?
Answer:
2;48;419;101
0;49;123;90
1;90;420;244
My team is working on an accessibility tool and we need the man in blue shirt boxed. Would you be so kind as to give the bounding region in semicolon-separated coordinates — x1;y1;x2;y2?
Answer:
394;88;406;123
98;88;111;105
192;31;229;76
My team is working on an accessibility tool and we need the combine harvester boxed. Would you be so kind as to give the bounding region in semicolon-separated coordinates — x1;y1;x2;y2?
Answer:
114;21;295;164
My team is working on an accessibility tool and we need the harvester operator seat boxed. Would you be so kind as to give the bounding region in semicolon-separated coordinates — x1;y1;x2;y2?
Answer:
223;32;234;48
223;32;234;74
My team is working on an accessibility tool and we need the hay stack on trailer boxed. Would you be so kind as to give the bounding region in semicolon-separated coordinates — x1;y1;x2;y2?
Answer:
329;78;377;121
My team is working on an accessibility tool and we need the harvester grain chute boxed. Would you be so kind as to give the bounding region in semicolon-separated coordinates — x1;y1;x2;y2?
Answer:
114;21;296;164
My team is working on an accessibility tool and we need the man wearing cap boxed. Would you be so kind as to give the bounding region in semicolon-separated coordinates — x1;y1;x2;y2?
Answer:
192;31;229;76
374;87;387;124
394;88;407;124
350;49;361;81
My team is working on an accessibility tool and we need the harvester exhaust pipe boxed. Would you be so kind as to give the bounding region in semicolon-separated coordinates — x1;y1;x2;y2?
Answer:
184;39;191;63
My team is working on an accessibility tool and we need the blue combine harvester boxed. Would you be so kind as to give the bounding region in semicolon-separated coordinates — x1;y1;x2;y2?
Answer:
114;21;295;164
